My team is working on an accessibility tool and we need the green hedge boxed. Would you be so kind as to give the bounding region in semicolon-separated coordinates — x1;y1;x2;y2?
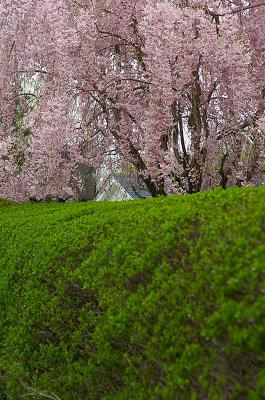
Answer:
0;186;265;399
0;199;13;208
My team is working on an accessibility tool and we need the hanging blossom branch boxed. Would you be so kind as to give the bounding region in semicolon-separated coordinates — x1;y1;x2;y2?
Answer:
0;0;264;201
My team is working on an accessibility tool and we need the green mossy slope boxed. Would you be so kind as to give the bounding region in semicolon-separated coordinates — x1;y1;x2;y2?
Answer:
0;186;265;399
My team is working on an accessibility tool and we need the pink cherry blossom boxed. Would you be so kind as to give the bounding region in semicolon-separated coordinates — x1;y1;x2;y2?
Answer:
0;0;264;201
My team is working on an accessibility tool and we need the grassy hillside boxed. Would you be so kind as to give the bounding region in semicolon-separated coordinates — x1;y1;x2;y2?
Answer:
0;186;265;399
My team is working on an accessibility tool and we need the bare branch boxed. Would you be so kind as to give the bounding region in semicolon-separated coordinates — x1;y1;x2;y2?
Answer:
207;1;265;17
21;385;62;400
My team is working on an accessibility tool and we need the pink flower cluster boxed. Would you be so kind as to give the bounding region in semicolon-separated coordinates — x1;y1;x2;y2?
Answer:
0;0;264;200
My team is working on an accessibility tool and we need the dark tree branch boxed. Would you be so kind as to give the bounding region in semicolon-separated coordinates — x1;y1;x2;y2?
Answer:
207;1;265;17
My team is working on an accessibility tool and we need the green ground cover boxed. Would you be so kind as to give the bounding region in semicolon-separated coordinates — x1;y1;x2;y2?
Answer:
0;186;265;399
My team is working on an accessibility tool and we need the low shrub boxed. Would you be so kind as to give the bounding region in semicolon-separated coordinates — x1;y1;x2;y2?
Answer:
0;186;265;399
0;199;13;208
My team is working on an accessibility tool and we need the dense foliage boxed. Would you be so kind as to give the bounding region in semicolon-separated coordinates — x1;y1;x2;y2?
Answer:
0;1;265;201
0;186;265;399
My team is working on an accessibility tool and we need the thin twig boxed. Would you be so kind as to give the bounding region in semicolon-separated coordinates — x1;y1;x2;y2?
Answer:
207;1;265;17
21;386;62;400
